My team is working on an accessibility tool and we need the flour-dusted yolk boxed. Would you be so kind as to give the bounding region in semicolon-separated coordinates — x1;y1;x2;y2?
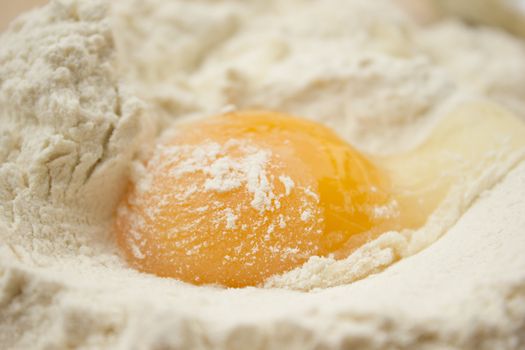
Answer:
115;105;525;288
115;111;400;287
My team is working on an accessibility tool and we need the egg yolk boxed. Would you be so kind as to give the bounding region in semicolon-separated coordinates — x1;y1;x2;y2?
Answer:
115;104;525;288
115;111;401;287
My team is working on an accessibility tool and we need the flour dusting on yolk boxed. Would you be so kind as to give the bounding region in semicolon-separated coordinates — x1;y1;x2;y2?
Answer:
115;111;400;287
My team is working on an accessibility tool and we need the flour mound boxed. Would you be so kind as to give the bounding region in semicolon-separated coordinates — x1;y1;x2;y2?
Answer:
0;0;147;262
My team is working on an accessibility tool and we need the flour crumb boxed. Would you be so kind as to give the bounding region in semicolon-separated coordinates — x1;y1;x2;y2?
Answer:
224;208;238;230
300;209;312;222
279;175;295;196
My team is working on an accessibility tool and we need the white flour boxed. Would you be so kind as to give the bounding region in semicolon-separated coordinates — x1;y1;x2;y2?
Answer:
1;0;525;349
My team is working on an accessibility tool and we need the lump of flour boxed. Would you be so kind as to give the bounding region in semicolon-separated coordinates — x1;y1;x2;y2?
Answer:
0;0;146;262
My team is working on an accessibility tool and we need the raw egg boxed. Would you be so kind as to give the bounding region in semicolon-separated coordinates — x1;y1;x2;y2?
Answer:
115;103;525;287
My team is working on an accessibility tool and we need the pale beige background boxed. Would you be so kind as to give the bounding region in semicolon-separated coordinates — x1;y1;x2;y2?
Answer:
0;0;437;31
0;0;440;32
0;0;49;31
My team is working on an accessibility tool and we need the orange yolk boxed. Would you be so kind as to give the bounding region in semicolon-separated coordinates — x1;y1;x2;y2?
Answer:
115;111;402;287
115;103;525;288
